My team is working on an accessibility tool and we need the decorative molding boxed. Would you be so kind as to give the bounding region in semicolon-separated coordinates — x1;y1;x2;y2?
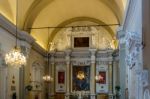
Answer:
32;42;47;56
0;15;35;44
89;49;96;63
50;50;115;66
0;14;47;57
71;60;91;66
55;61;66;65
125;31;142;69
144;89;150;99
0;14;16;35
0;46;7;67
138;70;149;87
96;61;109;65
117;29;126;45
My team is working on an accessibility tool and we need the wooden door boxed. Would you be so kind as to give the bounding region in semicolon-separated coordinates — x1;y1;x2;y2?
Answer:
55;93;65;99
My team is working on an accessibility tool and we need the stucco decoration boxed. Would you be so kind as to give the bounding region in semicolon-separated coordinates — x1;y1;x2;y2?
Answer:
139;70;149;87
52;26;114;51
144;89;150;99
0;44;7;67
125;31;142;69
31;61;44;91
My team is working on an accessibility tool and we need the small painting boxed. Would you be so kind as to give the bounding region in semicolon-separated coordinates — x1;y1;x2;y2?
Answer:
97;71;106;84
74;37;89;47
58;71;65;84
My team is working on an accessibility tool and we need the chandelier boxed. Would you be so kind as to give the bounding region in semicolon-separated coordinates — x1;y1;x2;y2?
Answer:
5;0;26;67
43;75;53;83
77;71;85;80
43;28;53;83
5;47;26;67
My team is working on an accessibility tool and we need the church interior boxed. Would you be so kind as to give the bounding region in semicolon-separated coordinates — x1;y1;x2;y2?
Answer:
0;0;150;99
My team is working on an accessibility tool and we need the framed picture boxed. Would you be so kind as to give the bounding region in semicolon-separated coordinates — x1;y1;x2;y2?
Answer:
58;71;65;84
74;37;89;47
72;66;90;91
96;71;106;84
55;65;66;92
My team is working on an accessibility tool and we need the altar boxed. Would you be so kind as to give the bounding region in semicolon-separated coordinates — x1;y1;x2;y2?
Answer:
47;26;119;99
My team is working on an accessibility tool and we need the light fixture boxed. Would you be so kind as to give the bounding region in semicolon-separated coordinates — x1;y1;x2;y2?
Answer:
77;71;85;80
43;75;53;83
43;28;53;83
5;0;26;67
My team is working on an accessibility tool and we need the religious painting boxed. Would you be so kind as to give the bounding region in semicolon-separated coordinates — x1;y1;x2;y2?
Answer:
74;37;89;47
96;71;106;84
72;66;90;91
58;71;65;84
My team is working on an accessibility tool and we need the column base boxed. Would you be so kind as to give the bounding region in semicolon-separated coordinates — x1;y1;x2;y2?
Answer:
90;94;96;99
65;93;70;99
49;93;55;99
108;94;114;99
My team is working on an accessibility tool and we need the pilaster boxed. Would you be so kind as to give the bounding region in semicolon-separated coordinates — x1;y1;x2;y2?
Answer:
50;51;55;99
65;49;71;99
89;48;96;99
117;29;126;99
19;39;32;99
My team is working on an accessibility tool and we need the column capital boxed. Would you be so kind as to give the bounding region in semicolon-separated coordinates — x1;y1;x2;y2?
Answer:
89;49;96;63
49;51;55;57
49;51;55;64
20;41;32;58
108;61;112;65
65;50;71;64
65;49;72;56
89;49;97;55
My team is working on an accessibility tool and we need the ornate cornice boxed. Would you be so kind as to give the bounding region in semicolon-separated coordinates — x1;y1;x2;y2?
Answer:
0;14;35;44
0;14;47;56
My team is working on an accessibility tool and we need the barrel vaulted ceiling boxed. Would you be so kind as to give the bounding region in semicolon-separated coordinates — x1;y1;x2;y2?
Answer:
0;0;127;50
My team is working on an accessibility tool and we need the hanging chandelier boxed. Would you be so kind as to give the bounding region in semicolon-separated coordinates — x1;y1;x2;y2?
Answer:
43;28;53;83
43;75;53;83
5;46;26;67
5;0;26;67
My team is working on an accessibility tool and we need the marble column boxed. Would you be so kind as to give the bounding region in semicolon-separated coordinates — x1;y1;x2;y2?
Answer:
50;52;55;99
117;28;126;99
89;49;96;99
65;49;71;99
